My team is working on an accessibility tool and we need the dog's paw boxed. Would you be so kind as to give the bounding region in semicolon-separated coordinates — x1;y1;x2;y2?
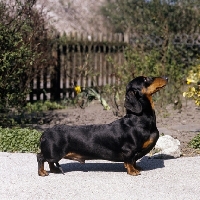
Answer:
127;169;141;176
125;162;141;176
38;170;49;176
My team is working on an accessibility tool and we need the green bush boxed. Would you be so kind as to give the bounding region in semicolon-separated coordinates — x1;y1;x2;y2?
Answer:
101;0;200;115
0;101;66;127
101;0;200;35
24;101;66;113
189;133;200;150
0;1;55;110
104;45;186;116
0;127;42;153
0;19;33;109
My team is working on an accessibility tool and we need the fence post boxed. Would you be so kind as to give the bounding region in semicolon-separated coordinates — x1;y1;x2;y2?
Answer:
51;34;61;101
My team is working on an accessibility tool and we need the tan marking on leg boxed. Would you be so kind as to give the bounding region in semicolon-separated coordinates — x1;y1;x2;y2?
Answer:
124;163;127;168
38;161;49;176
124;162;141;176
124;162;141;170
64;152;86;163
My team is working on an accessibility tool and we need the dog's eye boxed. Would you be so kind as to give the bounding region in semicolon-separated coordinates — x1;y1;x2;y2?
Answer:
144;77;147;82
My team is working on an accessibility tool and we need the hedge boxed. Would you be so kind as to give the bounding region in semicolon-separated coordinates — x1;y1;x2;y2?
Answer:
0;127;42;153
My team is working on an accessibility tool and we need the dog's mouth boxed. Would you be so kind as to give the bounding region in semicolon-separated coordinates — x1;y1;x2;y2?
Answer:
155;84;166;91
145;77;168;95
153;84;167;93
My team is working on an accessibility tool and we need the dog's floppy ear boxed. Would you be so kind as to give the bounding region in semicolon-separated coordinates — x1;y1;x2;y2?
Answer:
124;90;142;114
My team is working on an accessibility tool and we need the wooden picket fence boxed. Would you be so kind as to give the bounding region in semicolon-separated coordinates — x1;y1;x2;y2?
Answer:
27;32;200;102
28;32;127;101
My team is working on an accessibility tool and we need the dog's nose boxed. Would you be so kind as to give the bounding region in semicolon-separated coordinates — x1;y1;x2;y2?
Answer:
163;76;168;81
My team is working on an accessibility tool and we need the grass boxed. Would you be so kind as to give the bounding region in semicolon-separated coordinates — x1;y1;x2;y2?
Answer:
189;133;200;150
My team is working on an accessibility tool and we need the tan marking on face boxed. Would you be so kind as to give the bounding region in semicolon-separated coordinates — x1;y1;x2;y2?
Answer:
142;77;167;109
145;77;167;95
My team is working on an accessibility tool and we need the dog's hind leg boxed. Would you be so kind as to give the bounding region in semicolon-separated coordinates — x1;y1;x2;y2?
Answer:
37;153;49;176
55;162;65;175
48;162;65;175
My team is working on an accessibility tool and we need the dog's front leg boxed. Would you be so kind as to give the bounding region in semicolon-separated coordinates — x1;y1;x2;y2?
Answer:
122;147;141;176
37;153;49;176
124;158;141;176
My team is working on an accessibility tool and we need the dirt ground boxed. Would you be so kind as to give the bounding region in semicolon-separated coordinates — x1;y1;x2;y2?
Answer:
35;99;200;157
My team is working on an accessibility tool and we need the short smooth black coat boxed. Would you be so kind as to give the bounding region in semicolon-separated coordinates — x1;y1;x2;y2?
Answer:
37;76;167;176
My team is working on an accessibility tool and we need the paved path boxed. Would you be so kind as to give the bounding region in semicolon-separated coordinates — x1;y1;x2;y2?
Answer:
0;152;200;200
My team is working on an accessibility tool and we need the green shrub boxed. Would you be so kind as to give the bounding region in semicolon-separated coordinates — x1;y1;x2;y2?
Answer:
104;45;186;116
0;20;33;109
0;127;42;153
0;1;55;110
189;133;200;150
0;101;66;127
24;101;66;113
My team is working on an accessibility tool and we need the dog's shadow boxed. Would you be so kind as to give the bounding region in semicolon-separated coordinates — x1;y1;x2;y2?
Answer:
59;156;165;173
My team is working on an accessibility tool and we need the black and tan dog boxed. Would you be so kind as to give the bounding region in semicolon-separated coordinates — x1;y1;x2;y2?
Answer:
37;76;168;176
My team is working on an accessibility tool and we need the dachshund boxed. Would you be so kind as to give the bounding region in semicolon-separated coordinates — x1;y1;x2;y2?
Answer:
37;76;168;176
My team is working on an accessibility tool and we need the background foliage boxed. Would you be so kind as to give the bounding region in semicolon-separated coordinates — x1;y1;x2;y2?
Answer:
0;101;66;128
100;0;200;115
0;0;55;110
0;127;41;153
101;0;200;34
189;133;200;150
183;64;200;106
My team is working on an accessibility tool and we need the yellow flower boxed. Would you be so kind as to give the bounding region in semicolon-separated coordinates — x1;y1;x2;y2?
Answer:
74;86;81;94
186;78;196;84
189;87;196;92
183;92;187;97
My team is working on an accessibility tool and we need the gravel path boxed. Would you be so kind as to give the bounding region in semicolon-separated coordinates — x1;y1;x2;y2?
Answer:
0;152;200;200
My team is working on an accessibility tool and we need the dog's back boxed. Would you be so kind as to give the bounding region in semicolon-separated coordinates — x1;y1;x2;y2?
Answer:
40;121;128;163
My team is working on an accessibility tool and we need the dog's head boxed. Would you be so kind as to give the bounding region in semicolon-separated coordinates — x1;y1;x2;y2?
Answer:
125;76;168;114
